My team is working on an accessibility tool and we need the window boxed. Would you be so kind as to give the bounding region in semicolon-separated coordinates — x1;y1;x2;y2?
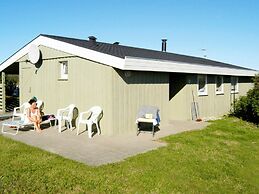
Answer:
215;76;224;94
231;76;238;93
60;61;68;80
197;75;207;96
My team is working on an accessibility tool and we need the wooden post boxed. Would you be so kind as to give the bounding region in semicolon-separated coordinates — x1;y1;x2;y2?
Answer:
1;72;5;113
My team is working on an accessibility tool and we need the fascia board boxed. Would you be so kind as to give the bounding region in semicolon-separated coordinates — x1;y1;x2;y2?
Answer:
0;36;42;72
124;56;258;76
0;35;125;72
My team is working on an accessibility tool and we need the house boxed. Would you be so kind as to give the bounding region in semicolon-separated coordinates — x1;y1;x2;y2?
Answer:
0;34;257;135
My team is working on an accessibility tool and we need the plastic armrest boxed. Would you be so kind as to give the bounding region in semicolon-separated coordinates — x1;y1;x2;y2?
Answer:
13;107;21;114
79;111;90;121
57;108;67;116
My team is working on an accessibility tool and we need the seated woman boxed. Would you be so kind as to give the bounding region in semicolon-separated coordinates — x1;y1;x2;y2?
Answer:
25;99;42;132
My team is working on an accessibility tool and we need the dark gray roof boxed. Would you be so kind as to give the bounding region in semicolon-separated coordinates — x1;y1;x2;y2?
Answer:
42;34;252;71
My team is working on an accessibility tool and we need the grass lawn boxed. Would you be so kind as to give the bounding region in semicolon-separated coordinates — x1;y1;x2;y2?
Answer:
0;117;258;193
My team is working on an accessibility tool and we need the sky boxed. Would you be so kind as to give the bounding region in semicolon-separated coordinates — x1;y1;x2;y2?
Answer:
0;0;258;70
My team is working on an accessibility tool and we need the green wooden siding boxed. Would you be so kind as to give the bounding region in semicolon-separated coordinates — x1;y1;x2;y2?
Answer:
18;45;253;135
111;70;169;135
19;46;113;135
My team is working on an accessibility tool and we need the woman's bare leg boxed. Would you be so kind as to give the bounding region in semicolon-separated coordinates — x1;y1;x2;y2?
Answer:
37;117;42;130
36;121;41;131
33;122;38;130
37;122;42;130
37;119;42;130
32;115;41;132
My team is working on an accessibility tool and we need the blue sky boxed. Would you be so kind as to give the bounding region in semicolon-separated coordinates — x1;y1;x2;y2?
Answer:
0;0;258;70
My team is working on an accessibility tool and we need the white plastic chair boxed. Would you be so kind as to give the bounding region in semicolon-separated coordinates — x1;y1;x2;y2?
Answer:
3;100;46;135
12;102;31;121
13;100;44;121
77;106;102;138
56;104;75;133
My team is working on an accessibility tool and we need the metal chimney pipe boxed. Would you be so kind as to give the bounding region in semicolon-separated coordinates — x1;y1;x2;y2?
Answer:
88;36;97;44
161;39;167;52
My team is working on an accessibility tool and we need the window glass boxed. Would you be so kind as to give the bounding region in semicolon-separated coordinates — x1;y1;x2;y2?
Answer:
60;61;68;79
215;76;224;94
197;75;207;95
231;76;238;93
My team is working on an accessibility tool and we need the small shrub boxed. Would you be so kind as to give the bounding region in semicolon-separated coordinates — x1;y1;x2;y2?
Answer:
232;74;259;124
253;73;259;90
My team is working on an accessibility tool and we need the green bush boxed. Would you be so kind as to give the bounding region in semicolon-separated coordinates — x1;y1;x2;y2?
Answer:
254;73;259;90
232;74;259;124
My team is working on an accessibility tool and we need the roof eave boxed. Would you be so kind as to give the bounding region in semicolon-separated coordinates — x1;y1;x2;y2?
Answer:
124;56;258;76
1;35;257;77
0;35;125;72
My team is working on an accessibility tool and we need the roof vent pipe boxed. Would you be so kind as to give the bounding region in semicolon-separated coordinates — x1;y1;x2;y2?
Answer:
88;36;97;44
113;42;120;45
161;39;167;52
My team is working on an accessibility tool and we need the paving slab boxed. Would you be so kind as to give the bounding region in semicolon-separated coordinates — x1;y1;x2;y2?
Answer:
0;119;209;166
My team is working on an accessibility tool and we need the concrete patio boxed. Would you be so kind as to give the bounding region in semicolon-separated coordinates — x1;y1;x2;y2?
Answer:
0;119;209;166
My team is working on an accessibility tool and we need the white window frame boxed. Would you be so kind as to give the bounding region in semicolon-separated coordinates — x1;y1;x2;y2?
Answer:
197;75;208;96
231;76;239;94
59;61;68;80
215;75;224;95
